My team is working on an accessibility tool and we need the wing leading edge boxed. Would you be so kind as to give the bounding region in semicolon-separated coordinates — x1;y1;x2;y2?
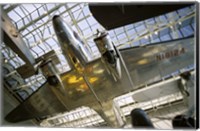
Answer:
5;36;194;126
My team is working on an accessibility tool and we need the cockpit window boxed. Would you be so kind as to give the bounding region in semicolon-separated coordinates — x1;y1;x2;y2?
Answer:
73;31;84;44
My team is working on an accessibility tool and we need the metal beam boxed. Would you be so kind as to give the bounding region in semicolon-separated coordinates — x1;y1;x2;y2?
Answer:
21;4;80;38
1;10;36;78
4;4;19;13
24;13;91;48
18;4;65;32
117;12;195;48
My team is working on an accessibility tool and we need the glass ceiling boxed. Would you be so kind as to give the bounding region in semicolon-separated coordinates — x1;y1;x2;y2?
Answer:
1;3;196;128
2;4;195;71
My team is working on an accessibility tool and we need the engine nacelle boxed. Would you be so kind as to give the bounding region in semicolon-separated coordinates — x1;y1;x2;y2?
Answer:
94;31;116;65
94;30;122;81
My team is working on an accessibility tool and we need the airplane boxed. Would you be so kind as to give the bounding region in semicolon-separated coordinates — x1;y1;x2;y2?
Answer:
52;15;122;82
4;15;195;128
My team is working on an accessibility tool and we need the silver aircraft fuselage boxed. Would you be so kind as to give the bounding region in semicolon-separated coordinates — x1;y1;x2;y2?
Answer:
52;15;92;71
52;15;125;127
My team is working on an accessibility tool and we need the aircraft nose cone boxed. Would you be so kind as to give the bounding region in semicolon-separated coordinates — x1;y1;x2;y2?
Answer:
52;15;60;21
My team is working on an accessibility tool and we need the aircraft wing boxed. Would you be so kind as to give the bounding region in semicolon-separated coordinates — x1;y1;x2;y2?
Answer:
51;36;195;110
5;36;194;123
120;36;194;86
5;82;67;123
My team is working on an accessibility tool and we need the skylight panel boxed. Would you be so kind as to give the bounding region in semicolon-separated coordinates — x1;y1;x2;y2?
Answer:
3;4;11;10
177;6;192;17
86;16;98;26
33;4;43;8
125;24;134;31
82;28;93;37
83;5;90;16
117;33;127;42
180;25;194;37
45;4;57;11
135;24;148;36
8;10;21;22
70;4;81;13
21;4;37;13
166;11;179;22
14;6;26;18
114;27;125;36
126;28;138;39
91;23;102;33
78;19;89;30
30;9;40;20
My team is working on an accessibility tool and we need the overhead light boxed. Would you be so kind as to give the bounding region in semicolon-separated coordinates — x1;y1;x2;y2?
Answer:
144;35;148;39
4;59;8;63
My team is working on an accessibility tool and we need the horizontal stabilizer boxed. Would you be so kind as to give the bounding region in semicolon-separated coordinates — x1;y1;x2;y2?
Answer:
5;82;67;123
